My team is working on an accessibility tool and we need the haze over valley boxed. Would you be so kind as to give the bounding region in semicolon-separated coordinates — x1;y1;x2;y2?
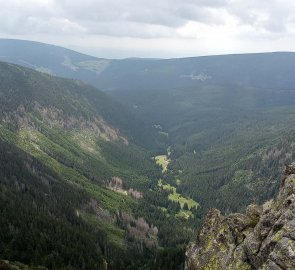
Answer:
1;1;295;269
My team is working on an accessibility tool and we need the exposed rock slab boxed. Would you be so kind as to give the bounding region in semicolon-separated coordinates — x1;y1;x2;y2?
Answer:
186;163;295;270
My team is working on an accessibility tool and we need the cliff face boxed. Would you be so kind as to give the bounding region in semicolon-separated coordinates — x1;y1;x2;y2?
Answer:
186;163;295;270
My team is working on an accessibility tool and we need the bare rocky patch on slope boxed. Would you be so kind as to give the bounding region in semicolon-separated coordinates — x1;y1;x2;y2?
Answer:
186;163;295;270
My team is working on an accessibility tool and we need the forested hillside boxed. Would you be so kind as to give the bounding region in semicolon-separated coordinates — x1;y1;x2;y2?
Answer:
0;62;196;269
1;40;295;269
112;82;295;216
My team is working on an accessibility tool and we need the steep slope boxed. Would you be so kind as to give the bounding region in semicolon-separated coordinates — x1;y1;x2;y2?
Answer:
0;61;152;268
186;163;295;270
3;39;295;229
0;141;106;269
3;40;295;268
0;62;192;269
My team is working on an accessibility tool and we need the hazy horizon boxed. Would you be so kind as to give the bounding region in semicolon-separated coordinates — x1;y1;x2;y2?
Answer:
1;0;295;59
1;37;295;60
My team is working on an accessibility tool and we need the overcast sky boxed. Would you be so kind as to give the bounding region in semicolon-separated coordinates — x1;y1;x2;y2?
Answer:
1;0;295;58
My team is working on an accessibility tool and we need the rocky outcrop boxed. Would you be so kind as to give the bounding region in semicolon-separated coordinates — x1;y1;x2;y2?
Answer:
186;163;295;270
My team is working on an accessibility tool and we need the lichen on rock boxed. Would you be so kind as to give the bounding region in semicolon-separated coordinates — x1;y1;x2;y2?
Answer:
185;163;295;270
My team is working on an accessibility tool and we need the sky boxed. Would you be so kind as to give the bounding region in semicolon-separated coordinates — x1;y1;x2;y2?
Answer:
1;0;295;58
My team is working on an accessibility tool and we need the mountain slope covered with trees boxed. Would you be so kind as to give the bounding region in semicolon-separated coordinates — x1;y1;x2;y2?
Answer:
1;40;295;269
0;62;196;269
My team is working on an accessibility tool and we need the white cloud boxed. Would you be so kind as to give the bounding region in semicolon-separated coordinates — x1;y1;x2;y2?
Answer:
0;0;295;58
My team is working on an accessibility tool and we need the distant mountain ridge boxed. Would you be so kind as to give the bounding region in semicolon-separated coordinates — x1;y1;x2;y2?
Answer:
0;39;111;87
2;39;295;269
1;39;295;92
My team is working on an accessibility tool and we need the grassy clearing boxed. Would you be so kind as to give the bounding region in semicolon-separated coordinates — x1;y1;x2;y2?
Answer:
155;155;170;172
175;210;194;219
158;179;176;193
158;179;199;215
168;193;198;210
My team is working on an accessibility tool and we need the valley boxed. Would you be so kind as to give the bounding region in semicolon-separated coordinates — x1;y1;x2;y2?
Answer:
1;40;295;269
0;62;195;269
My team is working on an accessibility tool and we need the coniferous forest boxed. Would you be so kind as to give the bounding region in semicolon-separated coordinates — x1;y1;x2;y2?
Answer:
1;41;295;269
